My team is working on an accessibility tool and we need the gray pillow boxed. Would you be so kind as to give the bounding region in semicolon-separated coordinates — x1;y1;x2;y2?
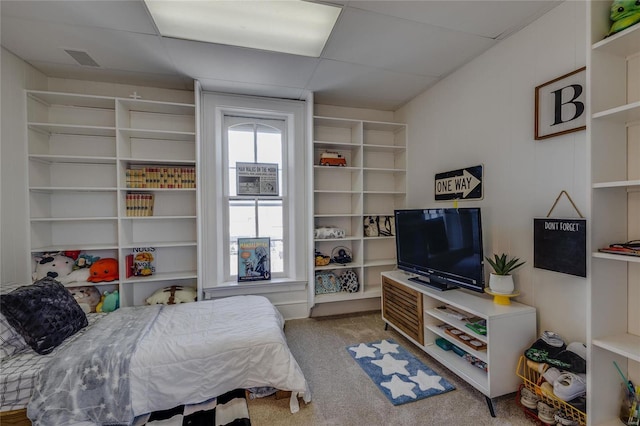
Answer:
0;278;88;355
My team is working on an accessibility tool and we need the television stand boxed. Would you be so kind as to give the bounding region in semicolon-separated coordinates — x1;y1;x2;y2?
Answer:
381;270;536;417
408;276;456;291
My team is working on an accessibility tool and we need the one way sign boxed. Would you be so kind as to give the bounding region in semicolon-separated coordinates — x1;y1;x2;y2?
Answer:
434;165;483;201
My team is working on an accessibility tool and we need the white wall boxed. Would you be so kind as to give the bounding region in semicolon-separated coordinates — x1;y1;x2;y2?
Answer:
1;47;47;285
396;1;587;342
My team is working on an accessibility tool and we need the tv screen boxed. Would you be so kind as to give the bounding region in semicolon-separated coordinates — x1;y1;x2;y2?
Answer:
394;208;485;293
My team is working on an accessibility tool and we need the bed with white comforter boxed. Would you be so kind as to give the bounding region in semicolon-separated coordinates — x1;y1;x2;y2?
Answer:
25;295;310;425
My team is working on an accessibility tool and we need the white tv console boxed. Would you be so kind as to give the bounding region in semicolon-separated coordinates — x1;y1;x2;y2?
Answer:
381;270;536;416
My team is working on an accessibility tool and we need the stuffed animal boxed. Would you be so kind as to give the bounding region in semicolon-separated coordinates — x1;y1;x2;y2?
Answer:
68;285;101;313
101;290;119;312
58;268;91;285
95;292;107;313
87;258;119;282
608;0;640;36
32;253;75;282
146;286;197;305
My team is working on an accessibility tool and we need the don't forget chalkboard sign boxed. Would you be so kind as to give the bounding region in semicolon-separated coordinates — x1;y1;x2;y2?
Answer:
533;191;587;278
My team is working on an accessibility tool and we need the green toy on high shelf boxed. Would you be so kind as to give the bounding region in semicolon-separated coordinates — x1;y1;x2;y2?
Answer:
607;0;640;36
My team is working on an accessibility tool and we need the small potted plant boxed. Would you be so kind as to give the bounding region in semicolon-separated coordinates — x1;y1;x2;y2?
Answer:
485;253;525;294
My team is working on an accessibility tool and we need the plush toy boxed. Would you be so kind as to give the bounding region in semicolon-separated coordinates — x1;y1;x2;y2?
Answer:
32;253;75;282
608;0;640;36
146;286;197;305
75;253;100;269
58;268;91;285
95;292;107;313
87;258;119;283
101;290;119;312
68;285;101;313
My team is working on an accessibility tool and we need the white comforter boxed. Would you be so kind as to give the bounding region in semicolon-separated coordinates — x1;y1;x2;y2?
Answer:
130;295;311;416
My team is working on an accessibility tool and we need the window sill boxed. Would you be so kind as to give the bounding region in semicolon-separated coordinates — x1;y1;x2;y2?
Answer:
202;278;307;299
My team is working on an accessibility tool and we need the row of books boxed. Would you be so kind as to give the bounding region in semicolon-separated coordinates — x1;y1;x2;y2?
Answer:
126;167;196;188
125;193;154;216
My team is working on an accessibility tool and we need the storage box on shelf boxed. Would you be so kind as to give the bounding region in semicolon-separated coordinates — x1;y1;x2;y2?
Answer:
312;116;406;304
587;3;640;425
381;270;536;416
26;90;199;307
516;356;587;425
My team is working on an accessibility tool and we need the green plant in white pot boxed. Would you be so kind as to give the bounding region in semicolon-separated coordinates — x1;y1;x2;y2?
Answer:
485;253;525;295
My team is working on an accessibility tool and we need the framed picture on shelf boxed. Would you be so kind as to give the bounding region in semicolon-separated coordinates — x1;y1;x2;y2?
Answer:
535;67;586;140
237;238;271;282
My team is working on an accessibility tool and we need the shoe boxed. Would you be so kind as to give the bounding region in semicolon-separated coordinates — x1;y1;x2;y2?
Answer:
553;372;586;401
542;367;562;385
537;400;557;424
527;359;549;373
546;342;586;374
525;331;566;363
567;396;586;412
554;411;579;425
539;381;555;398
520;386;540;409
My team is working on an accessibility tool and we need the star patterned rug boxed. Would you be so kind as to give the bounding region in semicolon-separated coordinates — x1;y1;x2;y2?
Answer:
347;339;455;406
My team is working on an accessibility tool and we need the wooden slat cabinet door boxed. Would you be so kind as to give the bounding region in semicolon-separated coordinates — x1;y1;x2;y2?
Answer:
382;276;423;344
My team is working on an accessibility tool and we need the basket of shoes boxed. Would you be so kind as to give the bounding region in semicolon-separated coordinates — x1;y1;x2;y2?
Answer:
516;355;586;425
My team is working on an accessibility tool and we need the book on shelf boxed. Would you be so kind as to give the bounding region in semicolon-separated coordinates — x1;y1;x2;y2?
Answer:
125;167;196;189
125;193;154;216
131;247;156;277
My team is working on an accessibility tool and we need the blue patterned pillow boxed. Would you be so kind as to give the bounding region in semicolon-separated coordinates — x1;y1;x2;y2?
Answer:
0;278;88;355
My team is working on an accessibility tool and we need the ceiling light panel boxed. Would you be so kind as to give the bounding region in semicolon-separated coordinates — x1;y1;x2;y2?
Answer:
144;0;341;57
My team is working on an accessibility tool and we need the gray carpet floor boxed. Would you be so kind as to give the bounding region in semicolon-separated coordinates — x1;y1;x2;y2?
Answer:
247;311;533;425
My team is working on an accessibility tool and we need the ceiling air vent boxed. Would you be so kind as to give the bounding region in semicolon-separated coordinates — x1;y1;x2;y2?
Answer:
64;49;100;67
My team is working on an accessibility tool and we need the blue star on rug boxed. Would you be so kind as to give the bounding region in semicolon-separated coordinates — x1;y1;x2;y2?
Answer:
346;339;455;405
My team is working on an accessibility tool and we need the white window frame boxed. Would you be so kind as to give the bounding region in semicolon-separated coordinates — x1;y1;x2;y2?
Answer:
200;93;308;292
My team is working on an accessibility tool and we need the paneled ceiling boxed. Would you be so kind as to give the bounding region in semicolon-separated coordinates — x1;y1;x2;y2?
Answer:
0;0;561;111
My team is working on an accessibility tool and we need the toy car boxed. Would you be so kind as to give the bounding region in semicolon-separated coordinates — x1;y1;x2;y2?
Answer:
319;151;347;166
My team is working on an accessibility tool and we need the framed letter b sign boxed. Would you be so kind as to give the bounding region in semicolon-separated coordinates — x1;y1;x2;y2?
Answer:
535;67;586;140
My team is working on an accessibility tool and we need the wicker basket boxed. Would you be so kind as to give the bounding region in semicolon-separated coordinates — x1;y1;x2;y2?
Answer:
516;356;587;426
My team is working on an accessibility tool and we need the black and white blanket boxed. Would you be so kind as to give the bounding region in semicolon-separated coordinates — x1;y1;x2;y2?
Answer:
136;389;250;426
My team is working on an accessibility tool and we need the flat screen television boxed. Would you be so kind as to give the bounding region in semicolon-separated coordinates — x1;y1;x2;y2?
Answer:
394;208;485;293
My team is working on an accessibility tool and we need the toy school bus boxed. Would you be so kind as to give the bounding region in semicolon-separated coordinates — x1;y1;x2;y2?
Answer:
319;151;347;166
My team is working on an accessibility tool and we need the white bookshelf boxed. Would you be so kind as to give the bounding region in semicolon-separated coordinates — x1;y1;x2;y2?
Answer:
312;116;406;303
26;90;199;307
587;3;640;425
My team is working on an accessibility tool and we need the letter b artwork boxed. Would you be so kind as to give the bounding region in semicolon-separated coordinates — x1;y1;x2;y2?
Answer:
535;67;586;140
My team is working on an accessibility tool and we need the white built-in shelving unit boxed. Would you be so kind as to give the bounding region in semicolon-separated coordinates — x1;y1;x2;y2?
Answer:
312;116;406;303
587;3;640;425
26;90;199;307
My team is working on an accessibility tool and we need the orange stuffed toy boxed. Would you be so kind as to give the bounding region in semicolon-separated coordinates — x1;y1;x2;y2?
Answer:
87;258;119;282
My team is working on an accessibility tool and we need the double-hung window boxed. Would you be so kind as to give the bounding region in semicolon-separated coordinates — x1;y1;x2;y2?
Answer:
225;117;286;279
201;93;307;290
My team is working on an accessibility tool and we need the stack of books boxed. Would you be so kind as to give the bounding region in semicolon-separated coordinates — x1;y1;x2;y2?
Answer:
126;167;196;188
125;193;154;216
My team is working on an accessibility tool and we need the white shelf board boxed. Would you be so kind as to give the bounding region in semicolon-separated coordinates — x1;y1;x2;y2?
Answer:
314;165;361;172
363;167;406;173
121;158;196;166
117;98;195;115
119;128;196;141
31;243;118;252
363;258;396;268
29;154;117;165
28;91;115;109
314;189;361;194
593;179;640;189
423;343;488;394
122;187;196;192
592;101;640;123
122;215;196;220
592;333;640;362
62;280;119;288
425;324;488;362
593;251;640;263
314;116;361;128
592;23;640;57
30;186;117;193
313;141;361;150
30;216;117;222
363;121;406;132
363;236;395;241
28;122;116;137
363;190;405;195
314;263;362;271
120;241;197;249
362;144;406;153
121;270;197;284
314;236;361;243
314;213;362;218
